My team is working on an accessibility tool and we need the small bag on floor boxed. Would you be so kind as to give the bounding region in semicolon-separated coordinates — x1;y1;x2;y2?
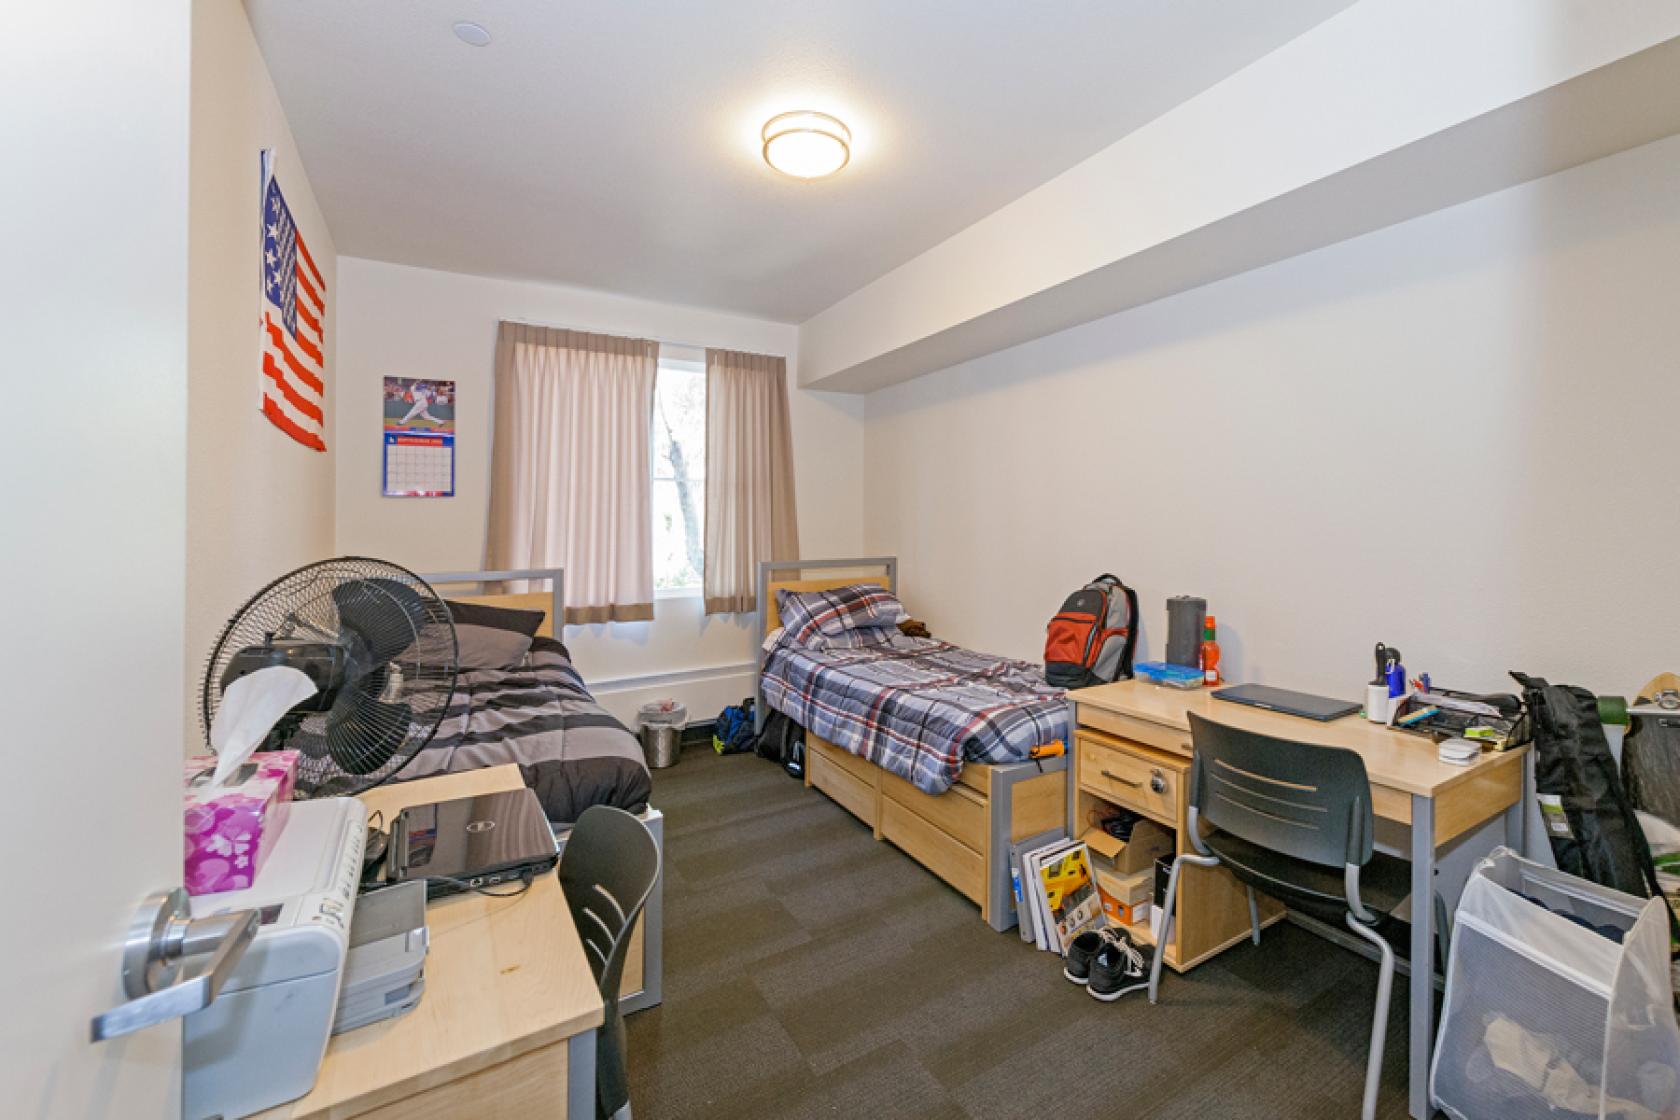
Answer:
712;699;756;754
754;711;804;778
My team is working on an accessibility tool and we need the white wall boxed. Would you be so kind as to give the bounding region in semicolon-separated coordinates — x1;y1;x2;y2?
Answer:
1;0;191;1111
186;0;337;739
335;258;866;721
799;0;1680;389
864;134;1680;703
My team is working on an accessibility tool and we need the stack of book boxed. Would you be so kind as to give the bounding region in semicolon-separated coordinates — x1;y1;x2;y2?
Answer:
1010;832;1104;953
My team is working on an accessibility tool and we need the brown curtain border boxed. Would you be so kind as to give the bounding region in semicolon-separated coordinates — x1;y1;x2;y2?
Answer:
566;603;655;625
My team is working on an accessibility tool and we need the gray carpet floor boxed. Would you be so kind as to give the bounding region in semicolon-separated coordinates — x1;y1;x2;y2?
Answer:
626;744;1418;1119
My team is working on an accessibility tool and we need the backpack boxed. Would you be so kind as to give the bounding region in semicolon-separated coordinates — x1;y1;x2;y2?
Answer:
754;710;806;779
1622;698;1680;830
712;699;756;754
1044;574;1139;689
1512;671;1679;945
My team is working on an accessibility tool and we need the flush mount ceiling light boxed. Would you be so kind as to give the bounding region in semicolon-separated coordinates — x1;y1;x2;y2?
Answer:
452;21;491;46
761;111;851;179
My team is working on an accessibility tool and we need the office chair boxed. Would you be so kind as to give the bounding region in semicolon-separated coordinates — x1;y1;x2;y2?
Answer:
1148;714;1411;1120
559;806;661;1120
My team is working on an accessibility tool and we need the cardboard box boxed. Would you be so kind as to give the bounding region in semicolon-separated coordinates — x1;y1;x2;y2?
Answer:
182;750;299;896
1083;818;1176;876
1094;866;1155;926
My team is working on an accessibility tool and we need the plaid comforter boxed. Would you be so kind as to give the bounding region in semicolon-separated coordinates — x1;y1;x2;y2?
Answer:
762;632;1067;795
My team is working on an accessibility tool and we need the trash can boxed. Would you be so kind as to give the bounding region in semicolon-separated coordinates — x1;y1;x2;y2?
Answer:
637;701;687;769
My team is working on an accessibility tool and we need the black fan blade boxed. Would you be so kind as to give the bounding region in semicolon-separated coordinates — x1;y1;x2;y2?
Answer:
332;578;427;664
324;696;413;775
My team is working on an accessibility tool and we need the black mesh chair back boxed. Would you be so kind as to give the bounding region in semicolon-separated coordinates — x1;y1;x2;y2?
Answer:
558;806;660;1120
1188;712;1375;870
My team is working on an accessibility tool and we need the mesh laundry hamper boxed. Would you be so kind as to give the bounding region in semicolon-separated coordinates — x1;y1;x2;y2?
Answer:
1432;847;1680;1120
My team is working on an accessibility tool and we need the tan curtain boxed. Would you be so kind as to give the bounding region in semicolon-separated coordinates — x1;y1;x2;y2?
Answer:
487;322;657;624
703;348;799;614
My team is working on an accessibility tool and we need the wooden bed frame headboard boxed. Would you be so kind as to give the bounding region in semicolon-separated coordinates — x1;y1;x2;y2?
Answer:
754;556;898;730
421;567;565;637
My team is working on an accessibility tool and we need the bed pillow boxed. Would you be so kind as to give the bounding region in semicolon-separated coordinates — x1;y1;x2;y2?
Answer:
445;599;547;638
455;623;534;670
776;584;907;645
800;626;901;652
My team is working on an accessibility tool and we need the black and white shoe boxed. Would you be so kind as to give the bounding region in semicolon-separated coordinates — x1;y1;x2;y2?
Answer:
1062;928;1124;985
1087;933;1148;1002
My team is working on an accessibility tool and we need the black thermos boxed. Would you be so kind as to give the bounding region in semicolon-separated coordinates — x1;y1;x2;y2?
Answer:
1166;596;1206;668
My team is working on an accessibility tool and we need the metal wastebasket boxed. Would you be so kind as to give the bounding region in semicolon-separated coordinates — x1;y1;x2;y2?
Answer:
637;701;687;769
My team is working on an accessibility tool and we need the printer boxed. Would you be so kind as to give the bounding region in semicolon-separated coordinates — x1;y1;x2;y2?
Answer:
183;796;366;1120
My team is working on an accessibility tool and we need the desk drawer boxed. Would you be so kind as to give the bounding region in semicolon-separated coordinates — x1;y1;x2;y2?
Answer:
1078;735;1181;822
1076;705;1192;757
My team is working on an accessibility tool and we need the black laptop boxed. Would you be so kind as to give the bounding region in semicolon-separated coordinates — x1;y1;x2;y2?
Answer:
388;788;559;897
1211;683;1361;722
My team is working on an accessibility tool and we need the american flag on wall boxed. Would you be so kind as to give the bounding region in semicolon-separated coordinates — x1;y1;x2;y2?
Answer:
259;151;327;451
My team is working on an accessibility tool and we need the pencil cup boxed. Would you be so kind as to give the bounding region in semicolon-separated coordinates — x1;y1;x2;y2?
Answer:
1366;684;1392;724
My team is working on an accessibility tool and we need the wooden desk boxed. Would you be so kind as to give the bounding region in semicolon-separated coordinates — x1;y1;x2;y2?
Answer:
1068;682;1531;1120
254;766;604;1120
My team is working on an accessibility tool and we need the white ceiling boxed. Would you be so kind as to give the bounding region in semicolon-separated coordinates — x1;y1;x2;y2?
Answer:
246;0;1353;323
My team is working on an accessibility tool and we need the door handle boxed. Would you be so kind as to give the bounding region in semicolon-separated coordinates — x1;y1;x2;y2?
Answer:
90;887;258;1042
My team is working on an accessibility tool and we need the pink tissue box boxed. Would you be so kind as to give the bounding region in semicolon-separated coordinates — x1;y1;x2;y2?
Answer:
182;750;299;897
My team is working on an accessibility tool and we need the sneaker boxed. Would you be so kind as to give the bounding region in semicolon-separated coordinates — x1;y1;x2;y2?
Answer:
1062;927;1123;985
1087;933;1147;1002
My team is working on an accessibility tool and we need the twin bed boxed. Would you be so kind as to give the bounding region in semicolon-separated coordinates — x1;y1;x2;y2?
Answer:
405;567;663;1013
755;557;1069;932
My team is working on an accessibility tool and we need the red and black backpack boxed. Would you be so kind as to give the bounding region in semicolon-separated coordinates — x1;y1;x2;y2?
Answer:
1044;574;1139;689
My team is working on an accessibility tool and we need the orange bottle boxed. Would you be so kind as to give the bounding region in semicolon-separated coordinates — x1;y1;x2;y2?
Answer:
1200;615;1221;686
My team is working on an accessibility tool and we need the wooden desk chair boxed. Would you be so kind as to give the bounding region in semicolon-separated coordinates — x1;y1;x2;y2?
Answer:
559;807;660;1120
1148;714;1412;1120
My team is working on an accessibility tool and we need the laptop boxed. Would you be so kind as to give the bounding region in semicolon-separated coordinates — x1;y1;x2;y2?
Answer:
1212;683;1361;722
388;788;559;897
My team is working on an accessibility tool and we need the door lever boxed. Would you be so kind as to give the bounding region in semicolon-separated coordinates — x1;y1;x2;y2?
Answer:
90;887;258;1041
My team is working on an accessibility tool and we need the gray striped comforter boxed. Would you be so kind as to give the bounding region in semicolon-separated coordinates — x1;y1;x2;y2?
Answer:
398;637;651;823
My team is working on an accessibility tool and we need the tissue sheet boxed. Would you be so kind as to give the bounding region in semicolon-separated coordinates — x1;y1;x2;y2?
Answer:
183;750;299;896
209;666;318;789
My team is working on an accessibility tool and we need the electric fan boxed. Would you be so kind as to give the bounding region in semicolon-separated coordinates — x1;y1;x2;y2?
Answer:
200;557;459;798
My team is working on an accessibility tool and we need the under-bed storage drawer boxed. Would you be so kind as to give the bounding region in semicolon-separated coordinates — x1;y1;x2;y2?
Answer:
809;735;881;786
881;770;987;851
880;798;985;905
810;747;878;827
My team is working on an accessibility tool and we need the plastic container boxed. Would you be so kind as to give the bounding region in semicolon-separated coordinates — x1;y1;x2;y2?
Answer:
1134;661;1204;690
637;701;688;769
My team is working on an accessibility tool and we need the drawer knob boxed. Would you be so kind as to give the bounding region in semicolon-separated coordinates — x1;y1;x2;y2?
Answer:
1150;770;1167;795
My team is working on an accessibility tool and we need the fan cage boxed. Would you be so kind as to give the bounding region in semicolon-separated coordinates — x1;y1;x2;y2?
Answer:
200;557;459;798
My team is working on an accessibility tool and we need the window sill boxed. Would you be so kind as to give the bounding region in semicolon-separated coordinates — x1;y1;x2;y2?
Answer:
654;586;703;601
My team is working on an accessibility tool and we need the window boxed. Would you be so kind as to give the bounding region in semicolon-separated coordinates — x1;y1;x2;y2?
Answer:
651;360;705;591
